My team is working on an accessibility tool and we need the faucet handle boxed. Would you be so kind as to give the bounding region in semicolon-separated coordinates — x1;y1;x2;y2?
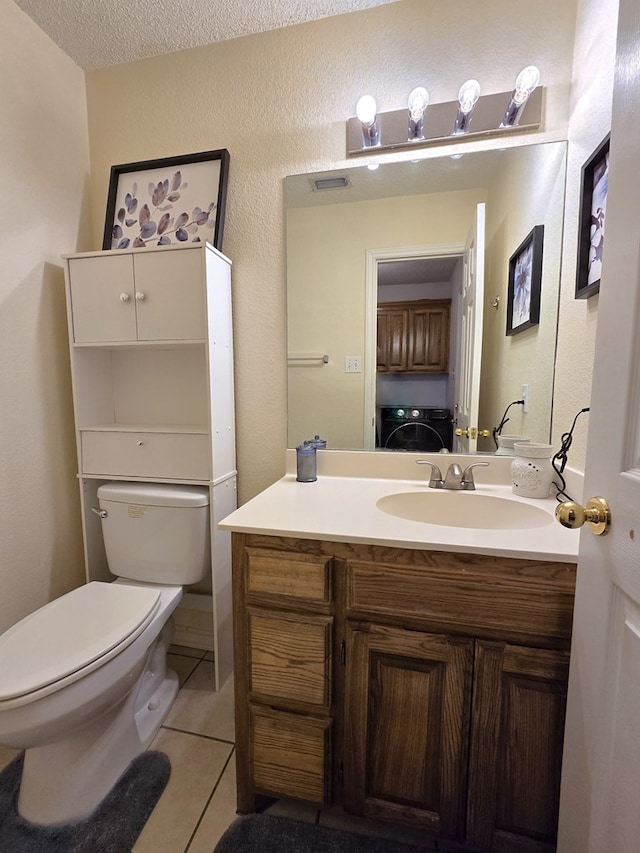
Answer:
416;460;443;488
461;461;490;490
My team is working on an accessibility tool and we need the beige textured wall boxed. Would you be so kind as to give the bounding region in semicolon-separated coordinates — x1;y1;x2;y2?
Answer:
1;0;90;631
551;0;618;467
287;189;486;448
479;143;567;449
84;0;578;502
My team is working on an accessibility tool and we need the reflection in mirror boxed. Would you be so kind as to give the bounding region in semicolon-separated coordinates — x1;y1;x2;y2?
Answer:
286;142;567;455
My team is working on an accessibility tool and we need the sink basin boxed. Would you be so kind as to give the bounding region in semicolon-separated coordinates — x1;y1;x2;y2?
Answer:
376;490;553;530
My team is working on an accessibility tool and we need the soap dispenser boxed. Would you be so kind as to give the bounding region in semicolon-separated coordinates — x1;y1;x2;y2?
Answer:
296;442;318;482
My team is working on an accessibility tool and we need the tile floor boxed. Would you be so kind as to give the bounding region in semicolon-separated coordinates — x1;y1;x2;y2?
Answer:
0;645;438;852
0;645;239;853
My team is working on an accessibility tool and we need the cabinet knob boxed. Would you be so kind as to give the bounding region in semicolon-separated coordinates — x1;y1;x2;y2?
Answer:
135;291;146;302
136;440;144;446
119;292;131;303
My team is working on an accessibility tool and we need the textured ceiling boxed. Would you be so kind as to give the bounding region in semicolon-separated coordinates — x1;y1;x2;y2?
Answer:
13;0;400;70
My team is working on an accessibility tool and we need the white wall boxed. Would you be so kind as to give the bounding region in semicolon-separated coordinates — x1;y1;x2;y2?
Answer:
0;0;90;631
84;0;578;501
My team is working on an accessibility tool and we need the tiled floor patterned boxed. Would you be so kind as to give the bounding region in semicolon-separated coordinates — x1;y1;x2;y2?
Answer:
0;645;440;852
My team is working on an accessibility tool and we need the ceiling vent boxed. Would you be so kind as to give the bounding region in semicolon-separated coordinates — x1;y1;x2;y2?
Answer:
310;176;351;192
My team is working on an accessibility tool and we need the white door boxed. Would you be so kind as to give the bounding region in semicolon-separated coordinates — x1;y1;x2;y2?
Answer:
455;203;485;453
557;2;640;850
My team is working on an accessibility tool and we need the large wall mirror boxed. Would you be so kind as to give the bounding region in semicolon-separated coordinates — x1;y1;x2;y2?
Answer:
286;141;568;455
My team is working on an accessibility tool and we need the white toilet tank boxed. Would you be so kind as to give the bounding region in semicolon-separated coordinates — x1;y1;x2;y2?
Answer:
97;482;211;585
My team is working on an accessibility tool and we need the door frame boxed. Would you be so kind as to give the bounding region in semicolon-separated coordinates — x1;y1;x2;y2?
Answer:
364;243;465;449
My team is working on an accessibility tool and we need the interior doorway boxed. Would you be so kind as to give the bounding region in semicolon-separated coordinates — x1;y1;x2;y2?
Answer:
364;244;465;450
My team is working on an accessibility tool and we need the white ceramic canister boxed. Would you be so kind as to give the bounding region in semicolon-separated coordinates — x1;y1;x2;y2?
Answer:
496;435;531;456
511;442;555;499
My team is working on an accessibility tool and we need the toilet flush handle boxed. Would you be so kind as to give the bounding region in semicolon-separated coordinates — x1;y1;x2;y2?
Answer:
91;507;108;519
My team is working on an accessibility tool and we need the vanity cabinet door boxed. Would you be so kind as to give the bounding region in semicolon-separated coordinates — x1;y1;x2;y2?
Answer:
343;622;473;840
467;640;570;853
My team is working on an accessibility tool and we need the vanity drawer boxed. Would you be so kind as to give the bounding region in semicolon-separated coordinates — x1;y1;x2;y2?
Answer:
81;430;210;480
345;558;575;642
245;548;331;606
248;608;332;709
251;705;331;804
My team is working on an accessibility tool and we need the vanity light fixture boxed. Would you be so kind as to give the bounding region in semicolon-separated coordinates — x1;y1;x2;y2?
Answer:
453;79;481;134
500;65;541;127
346;68;543;157
407;86;429;140
355;94;380;146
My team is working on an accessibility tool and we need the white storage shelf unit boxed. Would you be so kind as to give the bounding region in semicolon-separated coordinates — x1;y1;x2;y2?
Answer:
63;242;236;690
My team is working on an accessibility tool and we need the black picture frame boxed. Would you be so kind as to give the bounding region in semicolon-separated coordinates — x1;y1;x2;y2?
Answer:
102;149;230;251
575;134;610;299
506;224;544;336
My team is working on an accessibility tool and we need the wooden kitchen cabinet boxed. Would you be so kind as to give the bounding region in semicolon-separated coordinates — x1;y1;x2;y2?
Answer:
232;534;576;852
377;299;450;373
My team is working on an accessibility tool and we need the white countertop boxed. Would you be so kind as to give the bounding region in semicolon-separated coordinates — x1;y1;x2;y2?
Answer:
218;451;581;563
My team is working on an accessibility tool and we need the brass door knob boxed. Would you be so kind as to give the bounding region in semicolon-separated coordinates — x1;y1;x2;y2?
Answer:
455;427;491;439
555;496;611;536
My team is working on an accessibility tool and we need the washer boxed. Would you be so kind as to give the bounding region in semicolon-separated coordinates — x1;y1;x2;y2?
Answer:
378;407;453;452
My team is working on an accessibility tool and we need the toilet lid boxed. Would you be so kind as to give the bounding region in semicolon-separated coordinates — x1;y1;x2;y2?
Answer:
0;582;160;702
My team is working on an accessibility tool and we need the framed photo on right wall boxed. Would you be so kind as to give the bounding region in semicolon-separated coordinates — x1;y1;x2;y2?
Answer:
575;134;610;299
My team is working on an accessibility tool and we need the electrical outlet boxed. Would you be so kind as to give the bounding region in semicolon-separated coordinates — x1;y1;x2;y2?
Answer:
345;356;362;373
521;384;529;413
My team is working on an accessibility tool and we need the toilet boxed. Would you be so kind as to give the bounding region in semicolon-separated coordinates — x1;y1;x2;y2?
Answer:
0;482;210;825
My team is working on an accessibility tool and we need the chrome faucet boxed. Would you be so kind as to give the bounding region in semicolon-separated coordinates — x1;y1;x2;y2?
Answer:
417;460;489;490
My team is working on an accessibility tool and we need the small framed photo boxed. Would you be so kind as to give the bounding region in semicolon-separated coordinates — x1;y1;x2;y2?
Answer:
102;149;230;251
575;134;610;299
506;224;544;336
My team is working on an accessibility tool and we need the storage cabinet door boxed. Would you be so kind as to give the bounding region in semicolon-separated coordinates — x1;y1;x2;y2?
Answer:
133;249;206;341
377;307;408;371
343;623;473;839
467;640;570;853
408;303;450;372
69;254;136;343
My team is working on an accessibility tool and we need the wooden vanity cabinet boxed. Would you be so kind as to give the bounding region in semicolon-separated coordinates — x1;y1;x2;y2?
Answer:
377;299;450;373
232;535;576;853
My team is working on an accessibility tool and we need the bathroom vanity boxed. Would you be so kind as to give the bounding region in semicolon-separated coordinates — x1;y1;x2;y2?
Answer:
220;452;579;853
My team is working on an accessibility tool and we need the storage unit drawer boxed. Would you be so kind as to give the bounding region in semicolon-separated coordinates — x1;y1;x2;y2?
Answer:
248;608;332;709
251;705;331;804
81;430;210;480
245;549;331;605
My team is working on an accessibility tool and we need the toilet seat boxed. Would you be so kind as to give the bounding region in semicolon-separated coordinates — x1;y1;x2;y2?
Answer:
0;582;160;703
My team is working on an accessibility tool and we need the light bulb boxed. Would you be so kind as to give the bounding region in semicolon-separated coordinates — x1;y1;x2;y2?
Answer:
513;65;540;104
453;79;481;135
500;65;541;127
367;163;380;171
458;79;481;115
407;87;429;120
407;86;429;141
356;95;377;127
